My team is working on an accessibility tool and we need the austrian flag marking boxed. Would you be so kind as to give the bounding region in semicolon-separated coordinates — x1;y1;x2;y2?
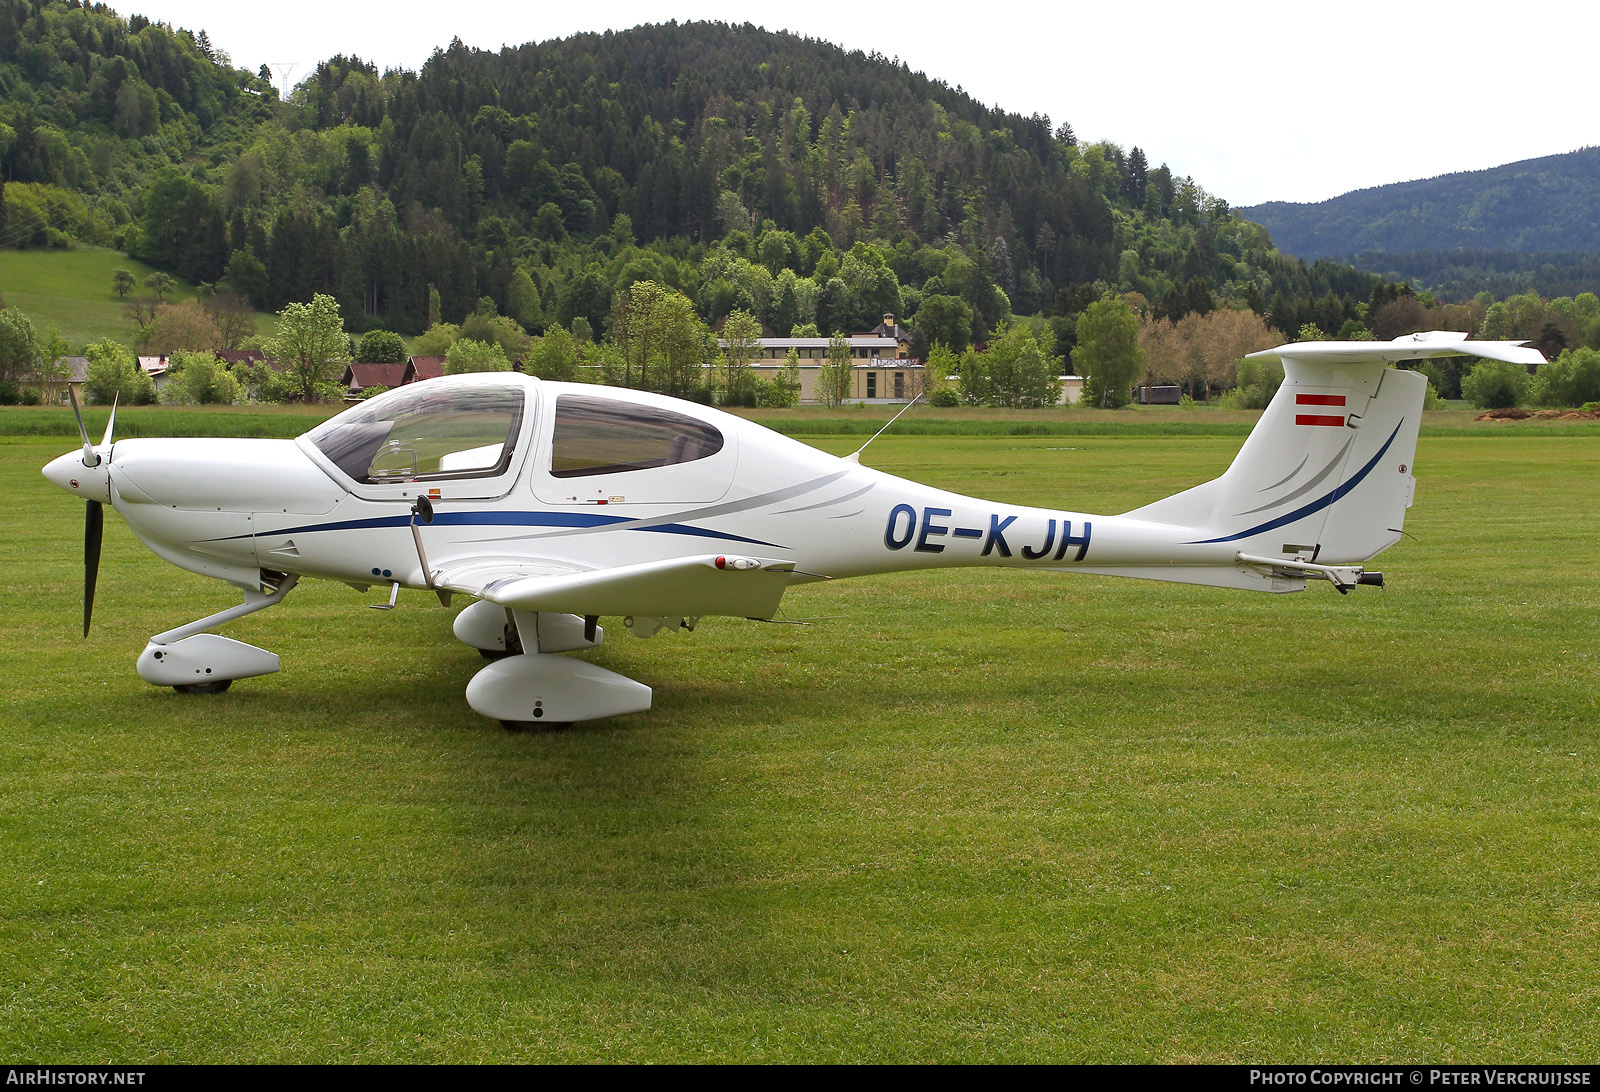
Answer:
1294;392;1346;427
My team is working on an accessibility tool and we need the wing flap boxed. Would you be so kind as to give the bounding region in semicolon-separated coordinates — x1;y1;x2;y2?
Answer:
443;553;795;619
432;555;589;600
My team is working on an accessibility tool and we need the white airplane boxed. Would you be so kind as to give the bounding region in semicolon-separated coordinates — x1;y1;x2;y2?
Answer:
43;331;1543;729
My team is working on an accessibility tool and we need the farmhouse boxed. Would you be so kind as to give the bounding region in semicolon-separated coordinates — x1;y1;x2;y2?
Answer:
341;355;449;398
26;356;89;404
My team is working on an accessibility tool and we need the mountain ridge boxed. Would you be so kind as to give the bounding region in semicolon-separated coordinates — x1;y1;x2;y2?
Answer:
1240;147;1600;262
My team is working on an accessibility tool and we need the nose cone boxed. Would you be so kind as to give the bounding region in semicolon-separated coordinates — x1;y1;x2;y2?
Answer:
43;450;111;503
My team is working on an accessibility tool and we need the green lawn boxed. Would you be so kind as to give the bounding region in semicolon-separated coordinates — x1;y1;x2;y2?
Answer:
1;425;1596;1061
0;247;276;352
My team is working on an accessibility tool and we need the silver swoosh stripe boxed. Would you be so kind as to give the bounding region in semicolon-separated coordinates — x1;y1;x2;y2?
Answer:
462;469;855;543
1258;453;1309;492
774;482;877;514
1233;438;1352;517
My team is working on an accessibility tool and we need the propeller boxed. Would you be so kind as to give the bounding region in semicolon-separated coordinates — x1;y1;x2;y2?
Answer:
84;494;102;638
67;388;115;637
69;385;101;468
101;395;118;450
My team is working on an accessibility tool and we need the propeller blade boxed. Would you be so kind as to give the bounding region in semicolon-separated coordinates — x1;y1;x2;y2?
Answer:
84;500;103;638
68;386;100;467
100;393;119;448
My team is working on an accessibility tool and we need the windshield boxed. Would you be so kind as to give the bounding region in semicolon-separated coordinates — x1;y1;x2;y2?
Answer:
305;379;524;484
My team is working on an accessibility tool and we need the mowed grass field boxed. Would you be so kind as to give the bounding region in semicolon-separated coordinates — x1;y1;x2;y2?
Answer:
0;421;1596;1062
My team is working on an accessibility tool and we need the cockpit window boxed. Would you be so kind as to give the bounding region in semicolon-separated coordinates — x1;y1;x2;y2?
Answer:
550;394;724;478
305;380;523;483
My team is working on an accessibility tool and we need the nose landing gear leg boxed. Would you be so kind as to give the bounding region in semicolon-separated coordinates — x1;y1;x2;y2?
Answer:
136;575;299;694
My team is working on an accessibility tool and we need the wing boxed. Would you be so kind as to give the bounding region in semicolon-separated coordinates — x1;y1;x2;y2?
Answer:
432;553;797;619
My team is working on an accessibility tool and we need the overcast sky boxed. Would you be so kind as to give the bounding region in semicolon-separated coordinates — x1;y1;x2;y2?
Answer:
122;0;1592;208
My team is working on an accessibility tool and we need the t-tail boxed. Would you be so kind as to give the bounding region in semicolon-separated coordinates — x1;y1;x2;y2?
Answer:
1097;332;1546;593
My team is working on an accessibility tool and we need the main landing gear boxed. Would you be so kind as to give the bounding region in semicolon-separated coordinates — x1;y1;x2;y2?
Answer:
135;575;299;694
453;601;652;731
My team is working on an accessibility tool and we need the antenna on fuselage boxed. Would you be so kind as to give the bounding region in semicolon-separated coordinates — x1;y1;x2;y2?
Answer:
845;394;923;464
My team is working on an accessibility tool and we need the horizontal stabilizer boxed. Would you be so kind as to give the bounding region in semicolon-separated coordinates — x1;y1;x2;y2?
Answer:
1247;331;1546;368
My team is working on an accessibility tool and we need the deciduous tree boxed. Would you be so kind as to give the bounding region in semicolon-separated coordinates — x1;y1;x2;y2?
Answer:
1529;347;1600;407
1461;359;1530;409
720;309;762;405
444;338;512;373
611;280;712;396
36;329;71;388
524;323;579;382
924;343;959;404
0;307;39;386
357;330;407;364
913;294;973;355
1138;308;1277;400
134;299;223;354
817;332;853;407
203;293;258;351
224;249;269;308
162;349;240;405
412;323;461;357
84;339;155;405
1073;298;1142;408
977;325;1062;408
460;305;530;364
759;347;801;407
263;293;351;403
143;271;176;301
124;296;160;331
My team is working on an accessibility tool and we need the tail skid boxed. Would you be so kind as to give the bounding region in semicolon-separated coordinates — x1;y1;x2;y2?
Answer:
1112;332;1545;592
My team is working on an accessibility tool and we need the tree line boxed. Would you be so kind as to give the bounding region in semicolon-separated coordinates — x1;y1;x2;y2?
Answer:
3;0;1405;362
8;1;1597;413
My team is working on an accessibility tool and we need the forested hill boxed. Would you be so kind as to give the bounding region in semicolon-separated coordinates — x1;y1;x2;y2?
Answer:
1241;147;1600;261
3;1;1378;345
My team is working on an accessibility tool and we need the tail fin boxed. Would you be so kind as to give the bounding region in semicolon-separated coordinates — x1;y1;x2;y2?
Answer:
1126;333;1545;564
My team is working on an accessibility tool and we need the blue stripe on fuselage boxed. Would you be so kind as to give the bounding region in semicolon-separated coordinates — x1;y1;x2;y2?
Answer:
210;508;781;547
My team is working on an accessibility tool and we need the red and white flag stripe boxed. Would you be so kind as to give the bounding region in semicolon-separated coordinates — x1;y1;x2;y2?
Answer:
1295;392;1346;427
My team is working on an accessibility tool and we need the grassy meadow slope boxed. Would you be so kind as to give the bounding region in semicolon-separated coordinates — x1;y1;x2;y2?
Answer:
0;247;194;349
1;420;1597;1061
0;248;276;352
